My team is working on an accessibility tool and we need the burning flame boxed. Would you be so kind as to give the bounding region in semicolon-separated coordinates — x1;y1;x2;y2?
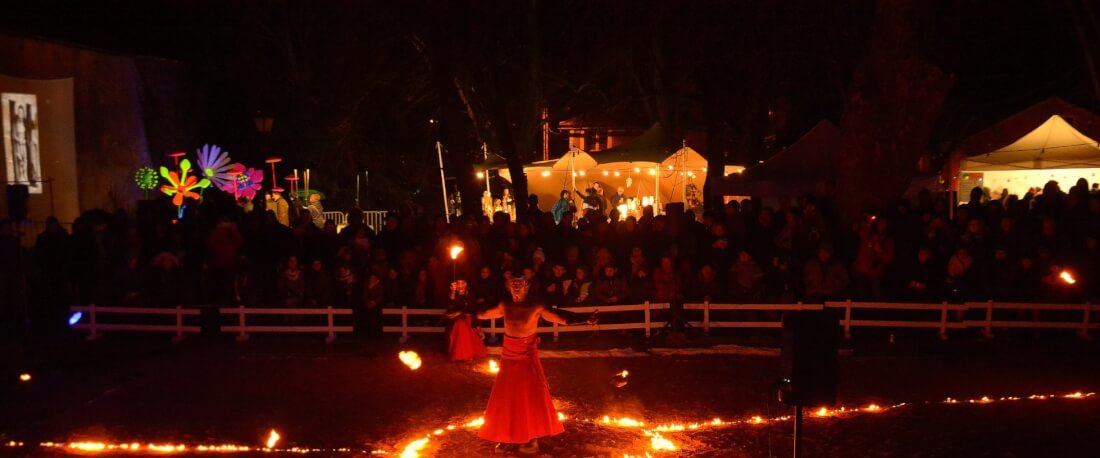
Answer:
749;416;764;424
464;417;485;428
1065;392;1084;399
398;351;422;370
449;245;464;260
618;370;629;378
399;437;429;458
865;404;882;412
814;407;830;417
557;412;567;421
1060;270;1076;285
649;432;677;452
265;430;280;449
18;373;30;382
487;360;499;374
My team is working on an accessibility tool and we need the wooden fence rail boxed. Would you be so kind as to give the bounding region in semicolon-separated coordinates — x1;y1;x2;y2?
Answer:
219;306;353;343
69;305;201;342
964;301;1096;340
382;302;670;342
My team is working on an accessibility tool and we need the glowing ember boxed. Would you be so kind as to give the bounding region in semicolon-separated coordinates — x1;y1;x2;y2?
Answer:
265;430;280;449
487;360;500;374
18;373;31;382
649;432;677;452
399;437;429;458
1060;271;1076;284
432;429;444;435
398;351;422;370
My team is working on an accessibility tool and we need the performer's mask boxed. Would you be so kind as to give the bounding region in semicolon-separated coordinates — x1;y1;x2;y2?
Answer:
508;276;530;300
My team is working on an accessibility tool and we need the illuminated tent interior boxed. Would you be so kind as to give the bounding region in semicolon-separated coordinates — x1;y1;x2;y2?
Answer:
960;115;1100;197
477;123;743;216
717;120;840;198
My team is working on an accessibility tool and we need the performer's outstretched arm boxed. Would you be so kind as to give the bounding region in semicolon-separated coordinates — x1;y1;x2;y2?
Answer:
478;303;505;320
539;307;568;325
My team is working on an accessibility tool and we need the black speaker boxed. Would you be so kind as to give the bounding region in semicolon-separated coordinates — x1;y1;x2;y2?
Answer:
6;184;29;221
780;311;838;407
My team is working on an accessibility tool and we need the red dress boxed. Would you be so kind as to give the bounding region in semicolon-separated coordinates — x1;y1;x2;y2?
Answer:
478;334;564;444
447;315;487;361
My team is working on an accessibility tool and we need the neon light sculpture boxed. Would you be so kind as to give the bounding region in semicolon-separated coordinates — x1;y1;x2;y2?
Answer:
160;159;210;217
196;144;235;190
134;167;158;199
222;163;264;200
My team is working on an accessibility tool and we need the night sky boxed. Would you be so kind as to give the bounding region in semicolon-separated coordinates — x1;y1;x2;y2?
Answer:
0;0;1095;208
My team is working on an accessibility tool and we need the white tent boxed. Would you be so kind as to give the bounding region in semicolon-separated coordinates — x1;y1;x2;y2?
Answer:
960;115;1100;197
962;115;1100;171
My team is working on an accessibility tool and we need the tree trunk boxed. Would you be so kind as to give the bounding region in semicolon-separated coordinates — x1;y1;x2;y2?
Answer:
837;0;954;222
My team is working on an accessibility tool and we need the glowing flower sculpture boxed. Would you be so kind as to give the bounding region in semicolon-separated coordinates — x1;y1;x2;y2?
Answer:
160;159;210;208
196;144;235;190
134;167;158;198
222;163;264;200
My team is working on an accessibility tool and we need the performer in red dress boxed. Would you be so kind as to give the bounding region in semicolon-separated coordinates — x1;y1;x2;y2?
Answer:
444;280;487;361
477;275;594;454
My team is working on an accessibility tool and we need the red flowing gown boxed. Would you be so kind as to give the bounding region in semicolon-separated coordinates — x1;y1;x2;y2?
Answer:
447;314;487;361
478;334;564;444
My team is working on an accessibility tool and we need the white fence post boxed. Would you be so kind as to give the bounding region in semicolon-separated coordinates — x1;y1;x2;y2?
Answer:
86;304;100;341
553;322;560;342
401;306;408;338
703;300;710;336
172;306;186;343
843;300;852;340
326;306;337;344
938;301;949;341
644;301;651;338
1081;302;1093;341
235;306;249;342
982;300;994;339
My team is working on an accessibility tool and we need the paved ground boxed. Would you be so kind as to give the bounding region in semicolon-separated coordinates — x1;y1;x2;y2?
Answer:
2;330;1099;457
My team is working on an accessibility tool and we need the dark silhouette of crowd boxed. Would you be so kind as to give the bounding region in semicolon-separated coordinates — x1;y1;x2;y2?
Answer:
3;177;1099;339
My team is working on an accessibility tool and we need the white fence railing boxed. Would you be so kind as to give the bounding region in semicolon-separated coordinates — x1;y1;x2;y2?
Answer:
322;211;347;227
683;302;824;335
363;211;387;232
320;210;389;232
964;301;1096;340
383;302;671;342
69;305;201;342
824;301;971;340
219;306;353;343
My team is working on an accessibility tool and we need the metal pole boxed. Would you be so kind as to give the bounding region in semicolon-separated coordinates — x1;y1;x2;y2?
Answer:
483;143;492;197
436;141;450;223
681;140;688;205
570;148;578;211
655;163;661;215
793;404;803;458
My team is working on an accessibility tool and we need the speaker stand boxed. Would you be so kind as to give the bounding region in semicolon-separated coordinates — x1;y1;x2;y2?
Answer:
793;404;803;458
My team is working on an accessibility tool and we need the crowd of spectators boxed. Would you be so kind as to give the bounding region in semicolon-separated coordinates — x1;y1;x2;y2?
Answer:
3;178;1099;337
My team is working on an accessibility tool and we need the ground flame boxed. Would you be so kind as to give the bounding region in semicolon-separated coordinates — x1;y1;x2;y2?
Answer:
398;351;422;370
487;360;499;374
265;430;280;449
399;437;429;458
649;432;677;452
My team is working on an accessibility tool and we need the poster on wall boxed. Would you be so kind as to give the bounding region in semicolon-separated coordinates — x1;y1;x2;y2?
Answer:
2;92;42;194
